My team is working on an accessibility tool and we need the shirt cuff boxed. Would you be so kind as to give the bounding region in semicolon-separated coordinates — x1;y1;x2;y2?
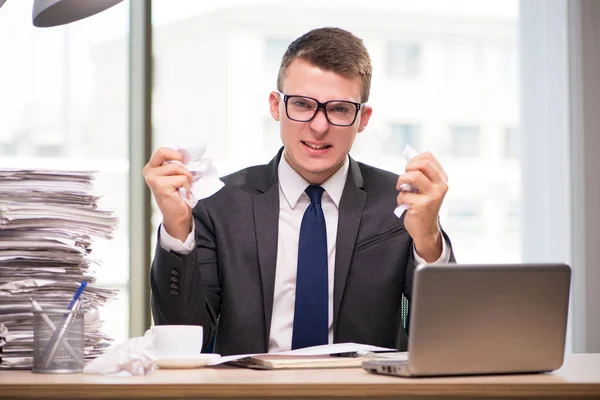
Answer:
159;222;195;254
413;234;451;266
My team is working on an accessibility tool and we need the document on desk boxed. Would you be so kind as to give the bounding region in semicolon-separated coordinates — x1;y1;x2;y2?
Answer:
211;343;402;369
229;354;366;369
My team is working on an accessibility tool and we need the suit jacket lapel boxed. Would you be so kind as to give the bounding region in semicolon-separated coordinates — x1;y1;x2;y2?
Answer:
333;157;366;332
252;149;282;350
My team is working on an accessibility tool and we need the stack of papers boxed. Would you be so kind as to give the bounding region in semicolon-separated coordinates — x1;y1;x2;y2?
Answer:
0;169;118;369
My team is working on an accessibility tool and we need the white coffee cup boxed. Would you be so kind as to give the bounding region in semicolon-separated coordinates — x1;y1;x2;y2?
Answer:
151;325;203;357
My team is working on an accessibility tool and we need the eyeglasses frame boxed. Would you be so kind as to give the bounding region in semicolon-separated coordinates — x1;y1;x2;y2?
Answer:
276;90;363;127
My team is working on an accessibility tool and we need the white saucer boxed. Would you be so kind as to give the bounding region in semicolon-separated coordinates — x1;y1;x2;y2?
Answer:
156;353;221;369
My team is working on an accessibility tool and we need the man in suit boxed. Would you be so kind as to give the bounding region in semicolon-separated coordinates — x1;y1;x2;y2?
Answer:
144;27;454;356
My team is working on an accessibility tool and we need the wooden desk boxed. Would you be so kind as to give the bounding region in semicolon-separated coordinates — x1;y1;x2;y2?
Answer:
1;354;600;399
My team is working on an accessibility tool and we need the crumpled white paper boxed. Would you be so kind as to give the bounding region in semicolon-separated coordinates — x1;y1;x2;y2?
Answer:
164;144;225;208
84;329;157;376
394;144;419;218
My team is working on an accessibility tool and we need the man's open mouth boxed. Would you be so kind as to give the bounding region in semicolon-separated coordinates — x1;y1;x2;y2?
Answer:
302;141;332;150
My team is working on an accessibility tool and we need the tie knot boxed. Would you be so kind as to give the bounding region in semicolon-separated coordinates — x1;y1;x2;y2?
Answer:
305;185;324;205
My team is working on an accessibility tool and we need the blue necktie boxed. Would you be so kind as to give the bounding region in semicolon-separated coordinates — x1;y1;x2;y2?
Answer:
291;185;328;350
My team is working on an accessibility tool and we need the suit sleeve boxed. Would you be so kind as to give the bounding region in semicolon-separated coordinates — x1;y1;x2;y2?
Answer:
150;203;222;350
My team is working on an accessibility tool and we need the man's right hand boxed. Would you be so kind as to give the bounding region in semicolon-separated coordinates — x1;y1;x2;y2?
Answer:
143;147;194;242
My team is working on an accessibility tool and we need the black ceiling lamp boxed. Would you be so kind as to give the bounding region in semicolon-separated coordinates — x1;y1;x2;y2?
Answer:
0;0;124;27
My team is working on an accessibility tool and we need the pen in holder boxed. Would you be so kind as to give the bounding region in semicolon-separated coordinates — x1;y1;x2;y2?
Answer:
33;307;85;373
29;298;82;368
33;281;87;374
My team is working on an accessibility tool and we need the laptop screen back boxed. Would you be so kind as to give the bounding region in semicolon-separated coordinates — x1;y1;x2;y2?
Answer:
407;263;571;376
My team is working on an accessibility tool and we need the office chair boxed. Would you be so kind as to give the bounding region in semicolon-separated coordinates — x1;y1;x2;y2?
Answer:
402;294;410;336
395;294;411;351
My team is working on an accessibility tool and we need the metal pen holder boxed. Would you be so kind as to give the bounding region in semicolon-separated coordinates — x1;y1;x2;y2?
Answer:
33;308;85;374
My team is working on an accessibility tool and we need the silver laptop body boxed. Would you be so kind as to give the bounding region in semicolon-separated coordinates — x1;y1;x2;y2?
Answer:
363;263;571;377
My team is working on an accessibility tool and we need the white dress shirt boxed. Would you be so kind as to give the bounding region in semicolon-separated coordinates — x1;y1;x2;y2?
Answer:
160;154;451;352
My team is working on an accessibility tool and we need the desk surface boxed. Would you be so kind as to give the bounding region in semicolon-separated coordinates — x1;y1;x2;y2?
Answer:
1;354;600;399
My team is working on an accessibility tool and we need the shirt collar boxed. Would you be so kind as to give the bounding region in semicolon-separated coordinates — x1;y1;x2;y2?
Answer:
278;150;349;209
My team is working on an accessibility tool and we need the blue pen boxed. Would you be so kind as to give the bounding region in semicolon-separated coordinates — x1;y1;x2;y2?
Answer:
68;281;88;310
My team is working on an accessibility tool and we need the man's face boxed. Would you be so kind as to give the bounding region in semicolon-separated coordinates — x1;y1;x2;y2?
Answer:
269;58;372;185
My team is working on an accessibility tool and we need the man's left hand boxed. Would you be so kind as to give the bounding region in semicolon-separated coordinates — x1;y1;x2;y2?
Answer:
396;151;448;263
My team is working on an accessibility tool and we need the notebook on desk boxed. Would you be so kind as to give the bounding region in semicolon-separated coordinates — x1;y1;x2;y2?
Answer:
229;354;364;369
363;263;571;378
228;352;408;370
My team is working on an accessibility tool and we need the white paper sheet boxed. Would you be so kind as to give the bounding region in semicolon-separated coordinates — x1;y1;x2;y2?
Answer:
209;342;396;365
394;144;420;218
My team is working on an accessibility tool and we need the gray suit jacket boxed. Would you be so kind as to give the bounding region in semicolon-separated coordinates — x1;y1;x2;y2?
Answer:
150;149;454;355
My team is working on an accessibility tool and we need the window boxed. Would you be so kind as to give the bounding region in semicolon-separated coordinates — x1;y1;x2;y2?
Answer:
385;124;420;154
447;42;482;81
500;46;518;87
446;199;484;235
505;127;519;159
387;43;421;79
0;0;129;343
264;117;282;154
265;38;291;72
151;0;521;288
1;0;533;351
506;200;520;232
449;125;481;157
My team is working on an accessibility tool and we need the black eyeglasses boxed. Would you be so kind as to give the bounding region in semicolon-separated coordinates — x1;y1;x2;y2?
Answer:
277;91;363;127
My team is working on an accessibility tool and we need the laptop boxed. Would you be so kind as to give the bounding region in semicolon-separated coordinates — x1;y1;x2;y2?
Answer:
363;263;571;377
